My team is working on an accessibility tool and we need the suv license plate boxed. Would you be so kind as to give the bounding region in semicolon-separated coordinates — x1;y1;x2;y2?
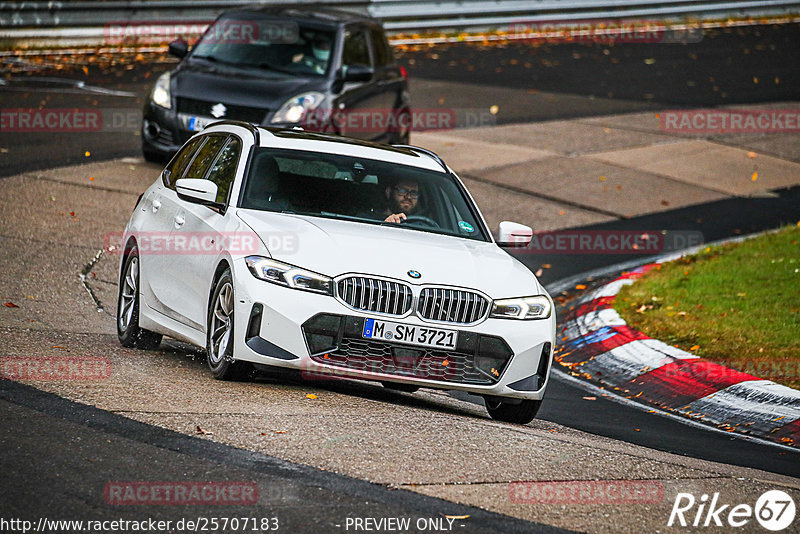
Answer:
189;116;214;131
362;318;457;350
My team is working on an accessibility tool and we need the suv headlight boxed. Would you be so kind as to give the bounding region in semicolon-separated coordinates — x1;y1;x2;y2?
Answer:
151;72;171;109
245;256;332;295
271;92;325;124
490;295;551;320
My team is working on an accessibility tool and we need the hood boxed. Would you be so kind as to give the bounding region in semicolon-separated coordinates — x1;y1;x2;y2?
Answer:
237;210;544;298
174;60;324;112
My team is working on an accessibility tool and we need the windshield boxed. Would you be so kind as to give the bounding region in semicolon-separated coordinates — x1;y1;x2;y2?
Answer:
239;147;490;242
192;16;335;76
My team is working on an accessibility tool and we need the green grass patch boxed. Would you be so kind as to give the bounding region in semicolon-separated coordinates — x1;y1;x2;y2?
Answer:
616;225;800;389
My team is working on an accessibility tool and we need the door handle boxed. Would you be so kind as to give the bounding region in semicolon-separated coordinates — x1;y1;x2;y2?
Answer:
152;199;161;213
174;214;185;228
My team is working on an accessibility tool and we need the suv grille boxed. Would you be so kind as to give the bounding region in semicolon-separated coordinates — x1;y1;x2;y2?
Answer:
337;277;413;316
176;97;269;122
417;288;489;324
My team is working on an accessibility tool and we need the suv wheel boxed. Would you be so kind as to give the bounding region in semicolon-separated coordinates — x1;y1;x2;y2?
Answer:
485;398;542;424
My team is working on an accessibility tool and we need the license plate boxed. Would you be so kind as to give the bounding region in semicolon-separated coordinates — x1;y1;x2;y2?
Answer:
188;116;214;132
362;318;457;350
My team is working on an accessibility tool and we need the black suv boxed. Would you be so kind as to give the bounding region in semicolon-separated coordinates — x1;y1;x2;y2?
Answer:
142;6;410;161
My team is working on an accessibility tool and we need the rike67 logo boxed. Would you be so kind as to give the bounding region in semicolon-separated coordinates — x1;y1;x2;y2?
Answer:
668;490;796;530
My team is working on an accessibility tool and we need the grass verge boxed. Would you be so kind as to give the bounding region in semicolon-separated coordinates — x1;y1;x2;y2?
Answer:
616;225;800;389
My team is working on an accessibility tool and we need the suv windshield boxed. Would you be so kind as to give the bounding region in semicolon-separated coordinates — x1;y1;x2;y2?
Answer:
192;16;335;76
240;147;489;242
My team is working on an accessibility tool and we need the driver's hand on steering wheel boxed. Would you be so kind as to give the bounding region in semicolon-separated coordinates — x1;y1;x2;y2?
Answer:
385;213;407;223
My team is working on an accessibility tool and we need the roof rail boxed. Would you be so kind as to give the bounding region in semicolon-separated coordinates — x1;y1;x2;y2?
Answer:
392;144;449;173
207;120;260;144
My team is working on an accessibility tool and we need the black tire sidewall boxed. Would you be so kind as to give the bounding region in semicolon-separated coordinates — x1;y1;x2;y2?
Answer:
117;248;141;345
207;270;234;377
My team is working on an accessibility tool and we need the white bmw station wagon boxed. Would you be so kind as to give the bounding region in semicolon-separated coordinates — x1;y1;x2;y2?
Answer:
118;121;555;423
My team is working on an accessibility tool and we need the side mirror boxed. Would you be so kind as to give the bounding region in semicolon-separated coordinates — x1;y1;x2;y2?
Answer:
342;63;374;82
176;178;218;205
497;221;533;247
168;38;189;58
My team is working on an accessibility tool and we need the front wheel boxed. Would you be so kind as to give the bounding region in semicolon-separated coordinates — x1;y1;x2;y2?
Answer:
117;247;162;349
207;269;252;380
485;398;542;424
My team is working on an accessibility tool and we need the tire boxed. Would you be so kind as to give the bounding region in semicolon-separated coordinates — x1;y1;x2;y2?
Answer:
117;247;162;350
381;381;419;393
206;269;252;381
485;398;542;424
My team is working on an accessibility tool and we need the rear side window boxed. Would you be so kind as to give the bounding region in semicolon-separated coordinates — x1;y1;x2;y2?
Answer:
370;28;392;67
163;136;204;188
184;135;228;179
206;137;242;204
342;29;371;67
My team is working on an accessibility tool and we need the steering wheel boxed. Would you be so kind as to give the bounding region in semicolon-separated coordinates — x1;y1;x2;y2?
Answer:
403;215;440;228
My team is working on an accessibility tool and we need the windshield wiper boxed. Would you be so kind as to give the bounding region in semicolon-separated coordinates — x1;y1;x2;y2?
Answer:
252;61;294;75
193;54;240;66
193;54;220;62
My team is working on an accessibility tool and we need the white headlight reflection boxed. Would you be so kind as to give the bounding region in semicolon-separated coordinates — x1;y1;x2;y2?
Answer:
151;72;171;109
245;256;332;295
490;295;551;320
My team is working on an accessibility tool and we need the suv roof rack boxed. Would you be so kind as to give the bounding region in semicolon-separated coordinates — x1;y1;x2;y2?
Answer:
392;144;449;173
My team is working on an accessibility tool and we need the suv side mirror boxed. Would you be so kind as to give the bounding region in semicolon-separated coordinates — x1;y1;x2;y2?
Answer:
343;64;374;82
497;221;533;247
176;178;218;205
168;38;189;58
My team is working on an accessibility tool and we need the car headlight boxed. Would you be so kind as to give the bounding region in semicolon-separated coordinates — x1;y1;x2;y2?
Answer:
271;92;325;124
245;256;332;295
151;72;171;109
490;295;551;320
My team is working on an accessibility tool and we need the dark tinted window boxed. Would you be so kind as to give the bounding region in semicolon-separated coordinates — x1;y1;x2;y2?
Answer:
206;136;241;204
240;147;489;242
342;30;370;67
192;17;333;77
370;28;392;67
163;136;204;188
184;135;227;179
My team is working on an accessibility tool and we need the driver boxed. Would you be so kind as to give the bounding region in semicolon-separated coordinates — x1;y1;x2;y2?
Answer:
294;33;332;74
383;178;421;223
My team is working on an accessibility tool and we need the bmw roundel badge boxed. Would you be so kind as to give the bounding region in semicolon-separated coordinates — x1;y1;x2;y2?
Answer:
407;270;421;279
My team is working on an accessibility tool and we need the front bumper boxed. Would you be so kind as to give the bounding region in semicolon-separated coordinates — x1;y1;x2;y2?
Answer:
141;102;196;157
230;259;556;400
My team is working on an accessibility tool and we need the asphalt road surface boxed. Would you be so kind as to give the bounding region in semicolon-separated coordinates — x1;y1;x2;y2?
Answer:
2;22;798;176
1;21;799;531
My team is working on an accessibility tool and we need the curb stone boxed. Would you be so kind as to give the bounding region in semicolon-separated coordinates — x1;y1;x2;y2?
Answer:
555;262;800;449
